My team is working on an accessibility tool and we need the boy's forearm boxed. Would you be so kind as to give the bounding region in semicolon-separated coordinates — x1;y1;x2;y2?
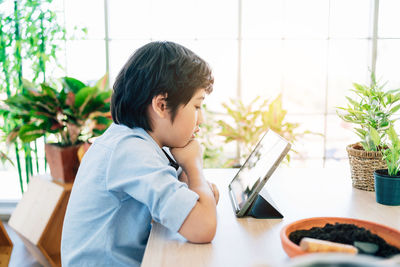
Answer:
185;166;205;187
186;168;216;205
178;170;189;184
179;167;217;243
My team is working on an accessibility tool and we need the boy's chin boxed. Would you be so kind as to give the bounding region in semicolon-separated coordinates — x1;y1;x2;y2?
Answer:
169;138;194;148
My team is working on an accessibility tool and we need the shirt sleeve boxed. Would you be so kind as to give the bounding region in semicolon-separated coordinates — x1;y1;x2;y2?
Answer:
106;136;199;233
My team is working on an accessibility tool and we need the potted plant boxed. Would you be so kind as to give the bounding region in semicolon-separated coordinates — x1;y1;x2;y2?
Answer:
217;94;317;167
374;125;400;205
337;73;400;191
3;75;112;183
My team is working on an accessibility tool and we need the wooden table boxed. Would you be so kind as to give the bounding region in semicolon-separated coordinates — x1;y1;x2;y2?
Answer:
142;167;400;267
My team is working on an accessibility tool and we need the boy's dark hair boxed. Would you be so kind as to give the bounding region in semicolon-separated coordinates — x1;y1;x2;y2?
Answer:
111;41;214;131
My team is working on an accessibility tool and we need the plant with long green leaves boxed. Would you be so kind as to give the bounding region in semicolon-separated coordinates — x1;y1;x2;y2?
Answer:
0;0;86;191
337;73;400;151
3;75;112;146
381;125;400;176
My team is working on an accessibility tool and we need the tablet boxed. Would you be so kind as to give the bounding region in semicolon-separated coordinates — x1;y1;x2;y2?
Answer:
228;129;291;217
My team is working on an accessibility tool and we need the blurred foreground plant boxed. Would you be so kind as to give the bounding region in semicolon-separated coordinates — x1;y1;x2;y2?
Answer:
217;94;317;167
197;105;225;168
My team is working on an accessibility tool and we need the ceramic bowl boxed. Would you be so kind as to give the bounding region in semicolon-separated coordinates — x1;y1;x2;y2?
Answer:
283;253;400;267
280;217;400;258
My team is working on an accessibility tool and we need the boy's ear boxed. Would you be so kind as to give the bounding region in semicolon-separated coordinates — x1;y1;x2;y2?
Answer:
151;94;169;118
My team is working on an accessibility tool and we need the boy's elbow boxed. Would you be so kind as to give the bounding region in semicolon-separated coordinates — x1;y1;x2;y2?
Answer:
179;201;217;243
189;219;217;244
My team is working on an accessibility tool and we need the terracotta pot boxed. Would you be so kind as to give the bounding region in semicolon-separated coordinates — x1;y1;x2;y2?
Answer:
280;217;400;258
45;143;81;183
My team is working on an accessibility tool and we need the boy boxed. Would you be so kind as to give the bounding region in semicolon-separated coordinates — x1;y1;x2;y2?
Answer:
61;41;219;266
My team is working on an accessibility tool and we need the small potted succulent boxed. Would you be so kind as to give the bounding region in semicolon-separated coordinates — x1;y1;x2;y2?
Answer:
4;75;112;183
337;73;400;191
374;125;400;206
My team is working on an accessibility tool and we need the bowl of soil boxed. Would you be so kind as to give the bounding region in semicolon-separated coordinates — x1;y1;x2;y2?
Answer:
280;217;400;259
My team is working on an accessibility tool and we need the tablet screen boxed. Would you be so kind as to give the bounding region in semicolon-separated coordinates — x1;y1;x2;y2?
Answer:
229;130;290;211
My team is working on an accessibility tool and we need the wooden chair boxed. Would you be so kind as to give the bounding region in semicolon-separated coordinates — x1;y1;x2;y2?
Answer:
0;220;13;267
8;176;72;267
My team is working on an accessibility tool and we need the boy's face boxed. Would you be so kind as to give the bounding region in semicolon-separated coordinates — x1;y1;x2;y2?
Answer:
166;88;205;148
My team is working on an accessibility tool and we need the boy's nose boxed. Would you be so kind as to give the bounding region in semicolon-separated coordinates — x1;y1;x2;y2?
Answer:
197;109;204;125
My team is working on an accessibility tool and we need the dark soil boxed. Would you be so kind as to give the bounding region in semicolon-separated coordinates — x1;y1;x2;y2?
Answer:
289;223;400;258
352;143;364;150
352;143;386;151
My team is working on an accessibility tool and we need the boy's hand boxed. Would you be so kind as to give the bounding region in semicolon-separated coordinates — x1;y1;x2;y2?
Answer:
207;181;219;205
170;139;203;173
180;172;219;204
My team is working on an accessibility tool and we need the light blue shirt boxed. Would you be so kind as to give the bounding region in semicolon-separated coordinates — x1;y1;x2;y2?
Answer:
61;123;199;266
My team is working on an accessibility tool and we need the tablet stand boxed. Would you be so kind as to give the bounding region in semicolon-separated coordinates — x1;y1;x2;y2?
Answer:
245;193;283;219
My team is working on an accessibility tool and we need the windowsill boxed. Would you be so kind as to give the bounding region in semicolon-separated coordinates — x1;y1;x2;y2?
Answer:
0;201;17;220
0;170;24;219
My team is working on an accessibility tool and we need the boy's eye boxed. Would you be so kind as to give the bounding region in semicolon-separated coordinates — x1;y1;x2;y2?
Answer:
195;105;201;110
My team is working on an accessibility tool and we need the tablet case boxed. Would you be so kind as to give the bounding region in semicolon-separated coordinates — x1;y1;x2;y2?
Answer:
244;193;283;219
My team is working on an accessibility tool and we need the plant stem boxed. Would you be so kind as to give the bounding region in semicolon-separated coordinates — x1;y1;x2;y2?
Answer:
13;0;23;92
34;140;39;173
0;18;11;97
44;135;47;171
14;143;23;193
24;144;30;184
39;12;46;82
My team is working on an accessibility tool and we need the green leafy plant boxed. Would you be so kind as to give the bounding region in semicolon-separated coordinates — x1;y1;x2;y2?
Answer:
217;96;265;166
3;75;112;146
217;94;315;166
0;0;86;191
197;104;224;168
336;73;400;151
382;125;400;176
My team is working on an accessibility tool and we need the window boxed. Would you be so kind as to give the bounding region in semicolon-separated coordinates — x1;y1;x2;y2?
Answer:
2;0;400;202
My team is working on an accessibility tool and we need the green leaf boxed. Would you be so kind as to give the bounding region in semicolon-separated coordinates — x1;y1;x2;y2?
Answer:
353;83;366;94
95;91;112;102
18;124;45;143
389;104;400;114
74;86;96;109
345;96;359;107
95;74;109;91
387;125;399;146
94;116;111;126
62;77;86;94
385;88;400;95
355;128;367;136
40;83;57;99
369;127;380;148
22;78;36;91
0;151;14;167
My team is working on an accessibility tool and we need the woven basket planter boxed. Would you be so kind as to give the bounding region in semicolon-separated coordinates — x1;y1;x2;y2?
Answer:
346;143;386;191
